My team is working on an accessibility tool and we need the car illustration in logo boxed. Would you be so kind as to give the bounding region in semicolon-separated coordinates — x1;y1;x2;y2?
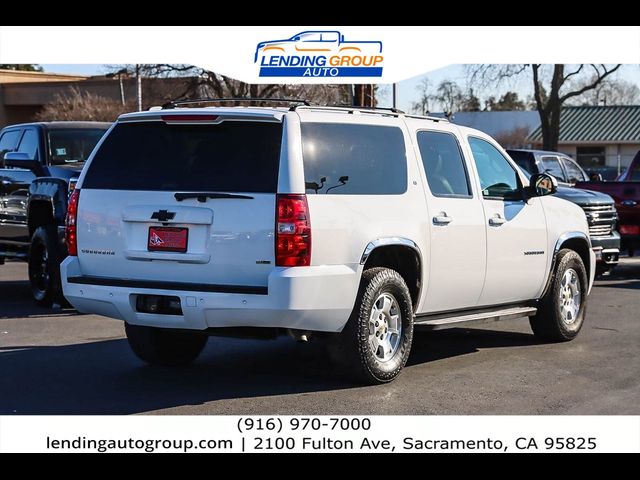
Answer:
255;30;384;78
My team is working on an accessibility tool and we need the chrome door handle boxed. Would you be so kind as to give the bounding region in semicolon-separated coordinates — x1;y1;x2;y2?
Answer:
433;212;452;225
489;214;506;226
621;200;637;207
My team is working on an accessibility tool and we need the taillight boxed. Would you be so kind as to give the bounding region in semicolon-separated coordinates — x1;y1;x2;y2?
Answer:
65;189;80;256
276;194;311;267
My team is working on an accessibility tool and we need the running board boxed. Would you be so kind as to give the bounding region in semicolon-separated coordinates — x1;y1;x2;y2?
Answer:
415;306;537;331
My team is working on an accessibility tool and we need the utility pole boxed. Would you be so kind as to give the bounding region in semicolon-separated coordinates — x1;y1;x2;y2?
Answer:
136;64;142;111
392;83;397;109
106;68;127;106
352;84;375;107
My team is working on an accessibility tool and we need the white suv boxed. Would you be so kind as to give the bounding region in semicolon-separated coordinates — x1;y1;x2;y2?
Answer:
61;102;595;384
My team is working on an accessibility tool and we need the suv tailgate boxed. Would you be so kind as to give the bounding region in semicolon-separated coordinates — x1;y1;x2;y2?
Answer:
75;117;283;289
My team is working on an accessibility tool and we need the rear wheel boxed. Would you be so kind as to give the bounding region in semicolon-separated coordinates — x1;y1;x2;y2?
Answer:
329;267;414;384
125;323;208;366
28;226;64;307
530;249;588;342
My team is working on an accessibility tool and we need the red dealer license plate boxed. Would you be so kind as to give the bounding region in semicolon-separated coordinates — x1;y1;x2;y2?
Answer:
148;227;189;253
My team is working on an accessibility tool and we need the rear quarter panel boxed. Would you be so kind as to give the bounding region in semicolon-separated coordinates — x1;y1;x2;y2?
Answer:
291;111;430;306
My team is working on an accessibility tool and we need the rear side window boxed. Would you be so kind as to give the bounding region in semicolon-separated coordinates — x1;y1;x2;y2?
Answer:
301;123;407;195
417;131;471;197
540;156;566;182
561;157;587;183
83;121;283;192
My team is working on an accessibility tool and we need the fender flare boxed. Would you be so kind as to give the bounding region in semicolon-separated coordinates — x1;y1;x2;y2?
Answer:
27;177;70;232
541;231;591;297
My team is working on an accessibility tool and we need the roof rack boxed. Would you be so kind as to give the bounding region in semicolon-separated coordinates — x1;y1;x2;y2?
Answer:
293;105;405;116
161;97;311;110
331;104;405;114
404;113;449;123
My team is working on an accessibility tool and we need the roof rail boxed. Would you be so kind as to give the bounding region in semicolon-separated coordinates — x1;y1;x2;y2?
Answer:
294;105;405;116
161;97;311;110
332;104;405;114
404;113;449;123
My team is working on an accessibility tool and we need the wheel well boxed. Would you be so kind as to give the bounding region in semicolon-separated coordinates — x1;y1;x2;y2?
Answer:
362;245;421;308
559;237;591;275
28;201;55;236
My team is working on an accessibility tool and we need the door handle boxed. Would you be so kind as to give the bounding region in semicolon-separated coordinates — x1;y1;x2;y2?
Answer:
433;212;452;225
489;214;506;226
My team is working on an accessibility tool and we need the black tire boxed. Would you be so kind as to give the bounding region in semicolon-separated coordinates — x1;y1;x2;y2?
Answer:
125;323;208;367
329;267;414;384
530;249;588;342
28;226;64;307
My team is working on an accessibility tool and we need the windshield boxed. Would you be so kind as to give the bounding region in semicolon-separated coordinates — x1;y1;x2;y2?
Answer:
48;128;108;165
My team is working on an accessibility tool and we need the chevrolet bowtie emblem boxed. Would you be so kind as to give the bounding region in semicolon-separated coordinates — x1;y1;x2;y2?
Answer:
151;210;176;222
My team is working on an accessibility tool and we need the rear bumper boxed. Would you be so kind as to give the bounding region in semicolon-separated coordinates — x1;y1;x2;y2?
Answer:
61;257;360;333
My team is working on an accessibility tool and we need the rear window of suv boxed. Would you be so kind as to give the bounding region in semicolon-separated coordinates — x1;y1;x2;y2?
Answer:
82;121;283;192
301;123;407;195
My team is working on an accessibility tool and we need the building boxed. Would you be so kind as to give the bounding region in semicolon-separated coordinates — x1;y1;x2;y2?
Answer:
0;69;89;126
528;106;640;171
0;68;193;127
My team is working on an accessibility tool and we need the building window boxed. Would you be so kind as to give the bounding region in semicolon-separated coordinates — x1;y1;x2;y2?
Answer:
576;146;605;167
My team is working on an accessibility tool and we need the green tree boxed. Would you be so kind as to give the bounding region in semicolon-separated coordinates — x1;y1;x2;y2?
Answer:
0;64;43;71
459;88;481;111
485;91;525;111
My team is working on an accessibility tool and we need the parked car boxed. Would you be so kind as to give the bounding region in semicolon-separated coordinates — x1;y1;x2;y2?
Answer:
576;150;640;254
507;149;619;274
61;103;595;384
506;148;588;186
0;121;110;305
584;166;620;182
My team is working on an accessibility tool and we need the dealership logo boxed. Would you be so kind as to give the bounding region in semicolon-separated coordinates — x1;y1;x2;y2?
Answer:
255;30;383;78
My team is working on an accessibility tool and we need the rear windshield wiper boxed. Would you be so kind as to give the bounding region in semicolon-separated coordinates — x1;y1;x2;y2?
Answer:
174;192;254;202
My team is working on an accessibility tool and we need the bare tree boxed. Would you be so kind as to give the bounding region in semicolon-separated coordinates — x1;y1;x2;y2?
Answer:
468;64;622;150
571;76;640;106
107;64;350;106
434;80;462;115
411;78;432;115
35;87;133;122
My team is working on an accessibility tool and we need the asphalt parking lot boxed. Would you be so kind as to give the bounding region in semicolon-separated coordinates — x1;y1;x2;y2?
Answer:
1;259;638;415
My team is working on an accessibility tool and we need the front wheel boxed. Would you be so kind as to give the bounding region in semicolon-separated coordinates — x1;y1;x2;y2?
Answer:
329;267;414;384
125;323;208;366
28;226;64;307
530;249;588;342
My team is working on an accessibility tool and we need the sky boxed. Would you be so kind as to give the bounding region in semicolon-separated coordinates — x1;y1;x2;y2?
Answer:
41;63;640;113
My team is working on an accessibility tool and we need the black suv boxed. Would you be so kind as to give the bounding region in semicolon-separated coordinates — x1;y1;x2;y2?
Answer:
0;121;110;304
507;149;620;274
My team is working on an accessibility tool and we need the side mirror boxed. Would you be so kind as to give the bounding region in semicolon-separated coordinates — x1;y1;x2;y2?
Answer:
529;172;557;197
590;173;603;182
3;152;45;176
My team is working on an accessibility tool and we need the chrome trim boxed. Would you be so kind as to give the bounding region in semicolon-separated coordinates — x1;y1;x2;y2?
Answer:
555;231;591;254
360;237;424;309
360;237;421;265
541;231;591;298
